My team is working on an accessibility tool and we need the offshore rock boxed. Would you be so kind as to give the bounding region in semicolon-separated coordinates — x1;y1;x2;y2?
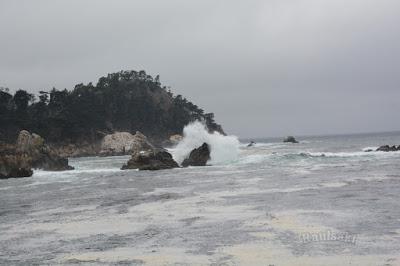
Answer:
182;143;210;167
283;136;299;143
16;130;44;153
376;145;400;152
121;149;179;171
247;141;256;147
0;144;33;179
121;132;178;170
15;130;73;171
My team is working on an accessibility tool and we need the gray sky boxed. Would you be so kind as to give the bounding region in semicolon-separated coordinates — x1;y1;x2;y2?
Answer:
1;0;400;138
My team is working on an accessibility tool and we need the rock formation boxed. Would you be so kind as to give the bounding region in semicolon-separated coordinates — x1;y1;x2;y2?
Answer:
182;143;210;167
15;130;74;171
130;131;155;153
376;145;400;152
100;132;135;155
16;131;44;153
0;130;73;179
121;149;179;171
0;144;33;179
283;136;299;143
121;132;178;170
0;70;224;152
247;141;256;147
100;131;154;156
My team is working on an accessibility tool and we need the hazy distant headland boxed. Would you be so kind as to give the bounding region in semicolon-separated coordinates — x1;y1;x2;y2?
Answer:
0;70;224;155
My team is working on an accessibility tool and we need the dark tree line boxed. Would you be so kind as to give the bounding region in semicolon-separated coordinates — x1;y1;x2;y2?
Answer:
0;70;223;144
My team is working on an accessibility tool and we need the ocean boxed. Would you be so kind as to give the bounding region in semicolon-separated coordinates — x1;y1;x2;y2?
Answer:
1;130;400;265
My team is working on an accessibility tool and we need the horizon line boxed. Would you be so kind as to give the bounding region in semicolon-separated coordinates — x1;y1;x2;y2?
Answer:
239;129;400;141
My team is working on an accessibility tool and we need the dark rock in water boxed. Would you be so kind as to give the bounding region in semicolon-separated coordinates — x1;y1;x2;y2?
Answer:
283;136;299;143
121;149;179;171
16;130;74;171
376;145;400;152
247;141;256;147
0;130;73;179
0;150;33;179
121;132;179;171
182;143;210;167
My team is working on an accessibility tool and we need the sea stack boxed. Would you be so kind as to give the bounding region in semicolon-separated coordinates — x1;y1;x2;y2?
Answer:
121;149;179;171
376;145;400;152
15;130;74;171
283;136;299;143
0;130;74;179
182;143;211;167
247;141;256;147
0;146;33;179
121;133;179;171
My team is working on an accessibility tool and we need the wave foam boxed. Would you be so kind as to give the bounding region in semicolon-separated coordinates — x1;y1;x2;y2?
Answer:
172;121;240;165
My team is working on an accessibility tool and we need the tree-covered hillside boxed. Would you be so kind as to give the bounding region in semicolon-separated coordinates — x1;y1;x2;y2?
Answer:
0;70;224;144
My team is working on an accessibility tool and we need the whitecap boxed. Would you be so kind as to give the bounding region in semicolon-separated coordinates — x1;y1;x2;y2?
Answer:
172;121;240;165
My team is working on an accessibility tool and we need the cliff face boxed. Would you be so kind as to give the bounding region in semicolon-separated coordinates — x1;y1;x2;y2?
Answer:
0;70;224;150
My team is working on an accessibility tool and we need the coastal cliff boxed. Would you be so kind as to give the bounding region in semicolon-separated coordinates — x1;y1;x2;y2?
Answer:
0;70;224;157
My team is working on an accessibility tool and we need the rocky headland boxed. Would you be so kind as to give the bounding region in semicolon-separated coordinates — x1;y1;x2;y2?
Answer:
0;70;224;159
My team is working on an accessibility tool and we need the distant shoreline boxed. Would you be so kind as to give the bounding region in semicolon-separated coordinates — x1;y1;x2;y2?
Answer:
240;130;400;143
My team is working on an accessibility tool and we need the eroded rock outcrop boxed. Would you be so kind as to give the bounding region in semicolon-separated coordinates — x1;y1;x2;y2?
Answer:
376;145;400;152
0;144;33;179
16;130;74;171
100;132;136;156
130;131;155;153
100;131;155;156
247;141;256;147
283;136;299;143
121;131;178;170
182;143;210;167
0;131;73;178
121;149;179;171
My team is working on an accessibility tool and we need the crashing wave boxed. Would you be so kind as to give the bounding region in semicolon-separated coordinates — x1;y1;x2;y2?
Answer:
171;121;240;165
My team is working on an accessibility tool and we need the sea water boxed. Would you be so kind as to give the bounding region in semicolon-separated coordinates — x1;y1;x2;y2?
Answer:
1;129;400;265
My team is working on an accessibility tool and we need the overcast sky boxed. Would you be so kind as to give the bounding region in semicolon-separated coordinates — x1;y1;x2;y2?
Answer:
1;0;399;138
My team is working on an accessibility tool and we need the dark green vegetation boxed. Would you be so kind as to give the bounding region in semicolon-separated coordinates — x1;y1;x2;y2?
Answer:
0;70;223;145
